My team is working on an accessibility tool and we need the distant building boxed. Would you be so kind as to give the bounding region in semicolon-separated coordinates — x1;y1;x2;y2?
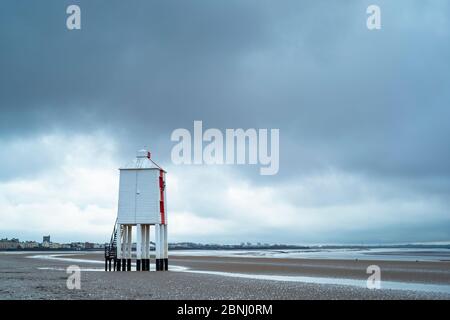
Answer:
0;238;20;250
84;242;94;249
94;243;105;249
20;241;39;249
49;242;61;249
70;242;85;250
43;235;50;243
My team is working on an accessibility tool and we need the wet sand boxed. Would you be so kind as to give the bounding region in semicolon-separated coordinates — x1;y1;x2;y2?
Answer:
1;252;450;300
62;252;450;284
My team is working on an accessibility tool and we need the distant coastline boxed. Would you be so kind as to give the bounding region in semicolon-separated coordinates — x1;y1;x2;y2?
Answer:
2;242;450;252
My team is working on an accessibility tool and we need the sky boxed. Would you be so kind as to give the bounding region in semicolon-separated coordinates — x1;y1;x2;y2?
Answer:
1;0;449;244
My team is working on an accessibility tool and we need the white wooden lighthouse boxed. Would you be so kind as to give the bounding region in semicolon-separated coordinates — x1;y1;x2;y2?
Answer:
105;149;168;271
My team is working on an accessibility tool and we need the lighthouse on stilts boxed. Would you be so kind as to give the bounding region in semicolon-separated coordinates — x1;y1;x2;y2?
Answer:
105;149;168;271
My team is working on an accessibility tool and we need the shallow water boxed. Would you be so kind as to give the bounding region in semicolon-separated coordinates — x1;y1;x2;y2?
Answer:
180;269;450;294
37;265;188;272
170;248;450;262
29;253;105;264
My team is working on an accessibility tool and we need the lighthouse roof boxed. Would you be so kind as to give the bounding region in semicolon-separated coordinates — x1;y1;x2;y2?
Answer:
120;149;166;171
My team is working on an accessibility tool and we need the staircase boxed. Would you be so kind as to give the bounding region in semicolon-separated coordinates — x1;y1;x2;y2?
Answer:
104;218;120;260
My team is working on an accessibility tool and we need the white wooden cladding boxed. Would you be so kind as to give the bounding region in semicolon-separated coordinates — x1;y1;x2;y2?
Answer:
117;169;161;224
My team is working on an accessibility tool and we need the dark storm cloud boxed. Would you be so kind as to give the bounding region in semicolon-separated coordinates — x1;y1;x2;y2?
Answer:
0;0;272;133
1;0;450;242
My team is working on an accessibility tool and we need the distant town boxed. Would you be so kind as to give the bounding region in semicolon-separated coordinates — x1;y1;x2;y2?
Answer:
0;236;309;251
0;236;104;251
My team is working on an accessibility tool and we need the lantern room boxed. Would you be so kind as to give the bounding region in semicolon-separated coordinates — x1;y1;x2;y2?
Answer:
117;149;166;225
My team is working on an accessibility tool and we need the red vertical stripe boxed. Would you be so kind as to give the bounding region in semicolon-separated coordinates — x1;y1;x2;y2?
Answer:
159;170;165;224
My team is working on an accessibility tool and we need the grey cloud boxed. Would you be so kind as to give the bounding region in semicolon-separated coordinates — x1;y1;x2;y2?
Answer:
2;0;450;179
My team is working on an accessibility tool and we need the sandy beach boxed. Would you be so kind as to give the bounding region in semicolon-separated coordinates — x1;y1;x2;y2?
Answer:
1;251;450;300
